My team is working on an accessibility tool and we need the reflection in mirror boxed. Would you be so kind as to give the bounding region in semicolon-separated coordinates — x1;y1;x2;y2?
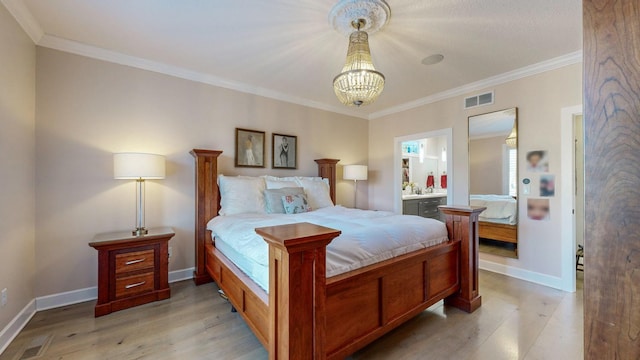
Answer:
469;108;518;258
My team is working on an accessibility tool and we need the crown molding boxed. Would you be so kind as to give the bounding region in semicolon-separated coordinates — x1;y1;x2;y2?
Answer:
368;50;582;120
36;34;369;120
1;0;43;43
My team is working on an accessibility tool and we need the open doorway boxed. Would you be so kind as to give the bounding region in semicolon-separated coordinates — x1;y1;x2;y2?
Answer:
560;105;584;292
393;129;453;215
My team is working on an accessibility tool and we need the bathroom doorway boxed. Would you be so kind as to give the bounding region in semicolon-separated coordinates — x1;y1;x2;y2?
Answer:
393;129;452;215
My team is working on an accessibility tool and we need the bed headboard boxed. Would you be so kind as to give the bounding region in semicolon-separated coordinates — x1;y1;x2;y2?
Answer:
190;148;339;284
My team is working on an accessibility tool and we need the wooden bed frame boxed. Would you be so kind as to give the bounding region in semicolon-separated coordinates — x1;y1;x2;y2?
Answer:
191;149;485;359
479;221;517;244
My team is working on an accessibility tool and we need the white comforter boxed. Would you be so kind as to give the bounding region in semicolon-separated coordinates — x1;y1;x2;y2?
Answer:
207;206;448;291
469;194;518;225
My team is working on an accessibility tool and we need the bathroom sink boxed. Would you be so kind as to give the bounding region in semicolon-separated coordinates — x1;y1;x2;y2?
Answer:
402;193;446;200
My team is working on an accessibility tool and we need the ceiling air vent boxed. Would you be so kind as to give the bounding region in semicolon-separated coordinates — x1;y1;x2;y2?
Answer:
464;91;494;109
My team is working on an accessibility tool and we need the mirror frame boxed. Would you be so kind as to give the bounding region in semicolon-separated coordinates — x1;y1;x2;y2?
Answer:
468;107;518;258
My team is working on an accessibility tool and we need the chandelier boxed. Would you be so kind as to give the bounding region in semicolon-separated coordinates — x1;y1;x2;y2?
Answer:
330;0;390;107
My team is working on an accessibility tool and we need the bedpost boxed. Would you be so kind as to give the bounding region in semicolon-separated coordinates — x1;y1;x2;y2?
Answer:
190;149;223;285
256;223;341;360
439;205;486;313
315;159;339;204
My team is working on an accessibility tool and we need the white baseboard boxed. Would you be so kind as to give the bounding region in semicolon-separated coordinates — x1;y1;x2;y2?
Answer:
480;259;564;290
35;267;195;311
168;267;195;283
0;299;36;355
35;286;97;311
0;267;195;355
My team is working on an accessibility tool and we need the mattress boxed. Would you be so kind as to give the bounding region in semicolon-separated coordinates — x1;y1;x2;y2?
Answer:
470;194;518;225
208;206;449;291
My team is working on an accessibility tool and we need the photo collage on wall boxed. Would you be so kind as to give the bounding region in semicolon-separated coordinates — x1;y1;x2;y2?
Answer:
525;150;554;221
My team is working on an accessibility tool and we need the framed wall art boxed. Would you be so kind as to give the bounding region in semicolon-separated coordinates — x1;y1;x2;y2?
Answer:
272;133;297;169
235;128;265;168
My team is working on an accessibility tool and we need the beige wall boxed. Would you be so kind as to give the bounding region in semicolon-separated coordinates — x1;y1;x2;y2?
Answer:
0;6;36;332
34;48;368;296
369;63;582;279
469;136;505;194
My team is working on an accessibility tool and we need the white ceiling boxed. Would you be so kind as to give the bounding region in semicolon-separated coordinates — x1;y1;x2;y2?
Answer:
4;0;582;119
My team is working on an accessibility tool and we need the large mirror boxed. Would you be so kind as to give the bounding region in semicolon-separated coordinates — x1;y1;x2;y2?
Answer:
469;108;518;258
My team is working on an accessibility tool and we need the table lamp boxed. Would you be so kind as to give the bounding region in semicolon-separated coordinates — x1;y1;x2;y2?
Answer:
114;153;165;236
343;164;368;209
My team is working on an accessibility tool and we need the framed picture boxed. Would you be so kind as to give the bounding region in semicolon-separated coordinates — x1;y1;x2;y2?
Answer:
272;133;297;169
235;128;265;168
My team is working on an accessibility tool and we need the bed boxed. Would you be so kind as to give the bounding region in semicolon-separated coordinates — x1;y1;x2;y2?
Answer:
191;149;485;359
469;194;518;246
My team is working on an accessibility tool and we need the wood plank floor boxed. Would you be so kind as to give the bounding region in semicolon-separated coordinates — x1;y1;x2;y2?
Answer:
0;270;583;359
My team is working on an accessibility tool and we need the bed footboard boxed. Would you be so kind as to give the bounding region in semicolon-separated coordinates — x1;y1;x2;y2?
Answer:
256;223;342;359
255;206;484;359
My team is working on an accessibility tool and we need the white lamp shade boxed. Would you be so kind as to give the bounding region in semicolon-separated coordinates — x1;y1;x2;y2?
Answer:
343;165;368;181
114;153;166;179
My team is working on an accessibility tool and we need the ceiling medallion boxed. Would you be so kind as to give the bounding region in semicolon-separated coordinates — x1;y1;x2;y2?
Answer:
330;0;390;107
329;0;391;36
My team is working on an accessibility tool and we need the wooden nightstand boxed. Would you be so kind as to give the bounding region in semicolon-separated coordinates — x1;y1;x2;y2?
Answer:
89;227;175;317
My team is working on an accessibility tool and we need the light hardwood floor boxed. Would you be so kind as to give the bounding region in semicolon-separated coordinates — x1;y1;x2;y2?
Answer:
0;270;583;359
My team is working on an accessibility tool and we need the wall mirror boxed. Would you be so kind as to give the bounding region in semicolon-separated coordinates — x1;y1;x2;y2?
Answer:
468;108;518;258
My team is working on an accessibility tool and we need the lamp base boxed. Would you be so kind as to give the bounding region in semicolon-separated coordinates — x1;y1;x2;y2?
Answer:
132;228;149;236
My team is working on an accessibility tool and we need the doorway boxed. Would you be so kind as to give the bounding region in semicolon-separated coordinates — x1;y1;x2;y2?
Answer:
560;105;584;292
393;129;453;214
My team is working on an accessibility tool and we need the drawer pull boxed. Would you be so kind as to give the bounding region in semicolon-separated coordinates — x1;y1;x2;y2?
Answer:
125;258;145;265
125;281;146;289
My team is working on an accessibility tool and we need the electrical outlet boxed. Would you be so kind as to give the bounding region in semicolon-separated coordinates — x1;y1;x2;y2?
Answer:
1;288;7;307
168;247;172;260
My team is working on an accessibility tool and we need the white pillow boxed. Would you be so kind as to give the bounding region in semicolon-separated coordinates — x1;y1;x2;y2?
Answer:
265;178;299;189
264;187;305;214
296;178;333;210
218;175;266;215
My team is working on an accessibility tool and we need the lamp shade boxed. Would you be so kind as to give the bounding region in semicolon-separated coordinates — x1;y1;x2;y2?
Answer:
343;165;368;181
114;153;165;179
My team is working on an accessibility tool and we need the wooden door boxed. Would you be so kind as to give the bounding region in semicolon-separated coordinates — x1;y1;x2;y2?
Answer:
583;0;640;358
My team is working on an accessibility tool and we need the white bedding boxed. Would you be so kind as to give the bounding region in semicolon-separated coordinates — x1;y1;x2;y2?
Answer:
207;206;449;291
469;194;518;225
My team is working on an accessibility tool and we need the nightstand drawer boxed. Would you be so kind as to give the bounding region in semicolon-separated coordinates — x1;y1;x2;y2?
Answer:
115;272;155;299
115;249;155;274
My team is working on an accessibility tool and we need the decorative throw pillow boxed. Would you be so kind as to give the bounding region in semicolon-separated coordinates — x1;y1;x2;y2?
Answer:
295;178;333;210
282;194;311;214
264;187;305;214
218;175;266;215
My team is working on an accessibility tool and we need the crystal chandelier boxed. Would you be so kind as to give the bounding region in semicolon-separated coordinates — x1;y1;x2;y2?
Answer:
333;19;385;107
329;0;390;107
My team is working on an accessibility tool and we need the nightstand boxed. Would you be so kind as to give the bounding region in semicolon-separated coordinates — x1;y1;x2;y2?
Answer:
89;227;175;317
